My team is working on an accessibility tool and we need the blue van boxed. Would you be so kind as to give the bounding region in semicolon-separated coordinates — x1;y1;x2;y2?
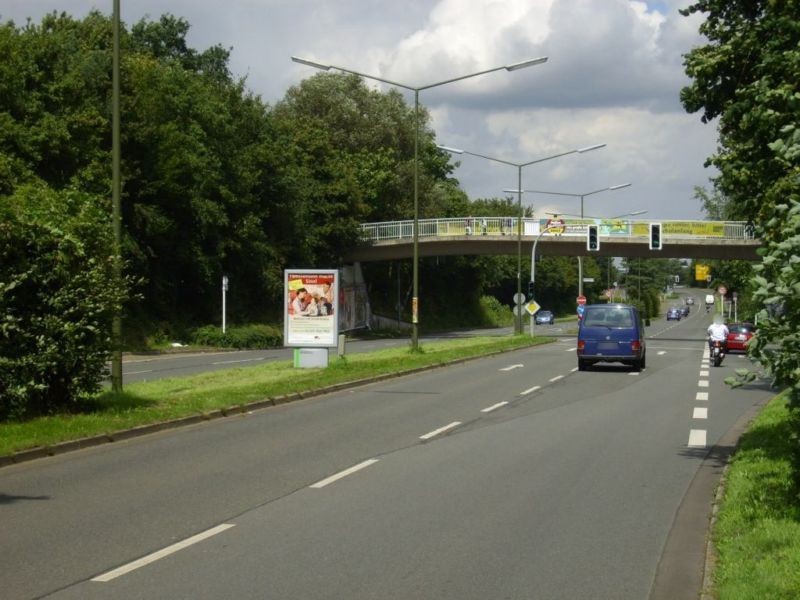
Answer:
577;304;646;371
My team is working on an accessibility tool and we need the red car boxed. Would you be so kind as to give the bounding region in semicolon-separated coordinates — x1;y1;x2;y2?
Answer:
726;322;756;352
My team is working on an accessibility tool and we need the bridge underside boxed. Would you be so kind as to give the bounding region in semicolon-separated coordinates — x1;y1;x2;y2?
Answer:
345;236;761;262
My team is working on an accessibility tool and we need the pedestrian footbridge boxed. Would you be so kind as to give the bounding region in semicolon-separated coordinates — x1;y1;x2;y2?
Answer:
345;217;760;262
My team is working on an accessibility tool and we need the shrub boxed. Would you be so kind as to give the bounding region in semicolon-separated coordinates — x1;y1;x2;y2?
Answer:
479;295;513;327
0;186;129;420
191;324;283;349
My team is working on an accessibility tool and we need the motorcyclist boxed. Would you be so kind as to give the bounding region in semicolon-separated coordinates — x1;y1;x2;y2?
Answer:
707;317;729;353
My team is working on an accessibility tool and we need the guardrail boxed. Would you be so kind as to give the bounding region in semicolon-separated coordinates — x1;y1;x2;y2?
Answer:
360;218;755;242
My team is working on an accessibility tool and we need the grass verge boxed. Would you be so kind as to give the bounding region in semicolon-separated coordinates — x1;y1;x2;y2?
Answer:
0;335;551;457
712;391;800;598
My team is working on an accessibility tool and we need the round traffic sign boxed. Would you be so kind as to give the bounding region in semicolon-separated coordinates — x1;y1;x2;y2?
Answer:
513;293;526;305
718;286;727;296
577;295;587;306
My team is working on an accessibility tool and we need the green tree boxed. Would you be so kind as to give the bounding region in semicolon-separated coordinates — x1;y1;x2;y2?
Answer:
0;186;129;419
682;0;800;481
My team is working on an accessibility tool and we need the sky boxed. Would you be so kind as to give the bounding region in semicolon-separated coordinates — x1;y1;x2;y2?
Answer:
2;0;719;221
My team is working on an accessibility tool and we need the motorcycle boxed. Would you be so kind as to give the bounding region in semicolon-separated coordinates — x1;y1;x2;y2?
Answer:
711;339;726;367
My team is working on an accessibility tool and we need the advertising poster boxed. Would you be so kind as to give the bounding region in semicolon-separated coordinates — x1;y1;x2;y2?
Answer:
284;270;338;347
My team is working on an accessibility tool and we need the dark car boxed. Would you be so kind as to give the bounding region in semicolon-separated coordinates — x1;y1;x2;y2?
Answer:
535;310;555;325
681;305;690;317
726;322;756;352
577;304;646;371
666;307;682;321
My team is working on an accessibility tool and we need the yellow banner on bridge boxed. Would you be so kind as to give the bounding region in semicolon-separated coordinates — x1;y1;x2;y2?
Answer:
695;264;711;281
631;222;726;237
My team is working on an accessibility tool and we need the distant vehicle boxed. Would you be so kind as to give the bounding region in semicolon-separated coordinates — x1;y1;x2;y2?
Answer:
577;304;646;372
726;322;756;353
685;297;694;305
681;305;690;317
705;294;715;305
666;307;682;321
535;310;555;325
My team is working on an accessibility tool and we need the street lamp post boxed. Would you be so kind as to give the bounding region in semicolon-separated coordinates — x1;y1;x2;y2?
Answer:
440;144;605;334
516;184;632;298
292;55;548;350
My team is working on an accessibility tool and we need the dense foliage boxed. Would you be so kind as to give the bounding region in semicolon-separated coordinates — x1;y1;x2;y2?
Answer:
0;186;129;419
682;0;800;481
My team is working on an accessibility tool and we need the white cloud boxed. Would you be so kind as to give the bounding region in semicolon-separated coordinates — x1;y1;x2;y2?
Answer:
2;0;720;220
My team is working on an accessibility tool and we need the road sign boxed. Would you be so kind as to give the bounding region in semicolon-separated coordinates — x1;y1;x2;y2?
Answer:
577;295;587;306
525;300;541;316
718;286;727;296
577;305;585;319
513;292;526;305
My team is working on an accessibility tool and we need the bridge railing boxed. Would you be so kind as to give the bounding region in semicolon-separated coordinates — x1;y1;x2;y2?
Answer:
360;218;755;242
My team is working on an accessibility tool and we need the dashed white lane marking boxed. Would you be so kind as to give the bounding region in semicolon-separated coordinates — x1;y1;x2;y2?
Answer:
92;524;236;582
521;385;541;395
688;429;707;448
698;380;709;388
700;370;709;377
570;367;579;372
212;358;265;365
549;375;564;383
125;370;154;375
500;364;524;371
658;351;666;356
482;401;509;413
693;407;708;419
310;459;380;489
696;392;709;401
419;422;462;441
629;372;641;376
565;347;576;352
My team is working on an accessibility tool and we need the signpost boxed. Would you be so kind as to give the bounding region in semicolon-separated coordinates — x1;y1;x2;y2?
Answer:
577;294;587;320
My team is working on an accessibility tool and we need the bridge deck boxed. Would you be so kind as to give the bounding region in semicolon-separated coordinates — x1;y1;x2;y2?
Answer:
347;217;759;261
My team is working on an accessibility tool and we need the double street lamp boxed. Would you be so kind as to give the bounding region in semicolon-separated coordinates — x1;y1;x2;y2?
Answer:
439;144;606;334
292;55;548;350
508;184;632;297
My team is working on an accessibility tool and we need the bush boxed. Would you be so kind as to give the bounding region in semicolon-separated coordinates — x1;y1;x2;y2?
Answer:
479;295;513;327
191;324;283;349
0;186;129;420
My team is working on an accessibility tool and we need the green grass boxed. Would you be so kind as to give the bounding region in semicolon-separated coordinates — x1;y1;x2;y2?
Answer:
713;392;800;599
0;335;552;457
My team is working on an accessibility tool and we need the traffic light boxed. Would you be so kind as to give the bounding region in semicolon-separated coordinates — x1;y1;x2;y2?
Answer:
528;281;535;299
586;225;599;251
649;223;662;250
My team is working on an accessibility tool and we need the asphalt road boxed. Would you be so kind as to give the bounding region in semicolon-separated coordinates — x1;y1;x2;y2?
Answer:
119;326;521;383
1;296;772;599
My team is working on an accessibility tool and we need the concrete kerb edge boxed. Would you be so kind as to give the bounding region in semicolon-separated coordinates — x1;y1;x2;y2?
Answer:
0;342;544;469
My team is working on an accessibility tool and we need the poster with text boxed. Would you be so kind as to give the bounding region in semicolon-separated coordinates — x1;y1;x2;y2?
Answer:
284;270;338;347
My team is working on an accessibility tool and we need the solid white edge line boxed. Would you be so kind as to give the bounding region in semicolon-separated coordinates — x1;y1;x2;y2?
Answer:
693;407;709;419
549;375;564;383
499;364;524;371
91;524;236;582
125;370;153;375
310;459;380;489
688;429;707;448
481;401;509;413
521;385;541;395
212;358;265;365
419;422;462;441
570;367;579;372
